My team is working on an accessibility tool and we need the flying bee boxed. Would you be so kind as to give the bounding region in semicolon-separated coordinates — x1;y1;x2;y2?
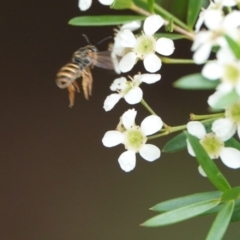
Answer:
56;35;114;107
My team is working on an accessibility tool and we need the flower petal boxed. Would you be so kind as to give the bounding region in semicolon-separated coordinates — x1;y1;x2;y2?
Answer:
98;0;114;5
143;15;164;35
220;147;240;168
202;61;222;80
143;53;161;73
78;0;92;11
198;165;207;177
204;9;223;30
137;73;161;84
186;139;196;157
139;144;160;161
140;115;163;136
118;150;136;172
124;87;143;104
155;38;175;56
118;29;137;48
211;118;236;141
121;21;141;31
193;42;212;64
110;77;127;91
122;109;137;129
119;52;137;73
102;130;124;147
103;93;122;111
187;121;206;139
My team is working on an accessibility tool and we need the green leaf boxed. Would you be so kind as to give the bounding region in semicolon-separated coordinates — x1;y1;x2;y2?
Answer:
151;191;222;212
142;199;220;227
68;15;145;26
225;137;240;151
155;33;187;40
231;205;240;222
147;0;154;12
110;0;133;9
214;89;240;109
187;0;202;29
206;201;234;240
173;73;219;90
186;132;231;192
224;34;240;59
162;132;187;153
222;187;240;202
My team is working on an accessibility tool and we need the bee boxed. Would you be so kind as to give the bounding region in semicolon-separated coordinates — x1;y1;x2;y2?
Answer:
56;35;114;107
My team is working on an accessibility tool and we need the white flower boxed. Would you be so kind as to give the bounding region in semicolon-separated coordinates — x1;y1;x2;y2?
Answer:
212;102;240;140
192;10;240;64
102;109;163;172
202;47;240;98
110;21;141;74
103;74;161;111
78;0;114;11
118;15;175;73
187;121;240;176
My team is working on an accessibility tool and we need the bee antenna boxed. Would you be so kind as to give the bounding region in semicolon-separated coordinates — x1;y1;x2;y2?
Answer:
95;36;113;46
82;34;92;45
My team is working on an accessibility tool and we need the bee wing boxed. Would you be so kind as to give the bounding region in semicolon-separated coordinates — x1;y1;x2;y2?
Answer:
95;51;115;70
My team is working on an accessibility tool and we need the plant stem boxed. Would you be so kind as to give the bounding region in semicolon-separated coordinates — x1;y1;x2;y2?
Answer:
141;98;156;115
190;113;224;120
161;57;195;64
130;2;195;41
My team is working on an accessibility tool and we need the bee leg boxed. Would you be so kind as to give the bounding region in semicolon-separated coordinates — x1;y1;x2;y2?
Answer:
82;68;93;100
72;80;80;93
68;84;76;107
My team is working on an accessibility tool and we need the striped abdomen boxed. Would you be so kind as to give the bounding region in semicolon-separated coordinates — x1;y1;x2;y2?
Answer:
56;63;82;89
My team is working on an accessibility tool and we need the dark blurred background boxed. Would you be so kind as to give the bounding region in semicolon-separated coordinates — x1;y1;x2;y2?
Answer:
1;1;240;239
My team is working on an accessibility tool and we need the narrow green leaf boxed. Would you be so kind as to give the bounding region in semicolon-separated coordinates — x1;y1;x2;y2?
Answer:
173;73;219;90
162;132;186;153
206;201;234;240
68;15;145;26
230;205;240;222
201;198;240;217
110;0;133;9
225;137;240;151
187;0;202;29
224;34;240;59
214;89;240;109
222;187;240;202
151;191;221;212
142;199;219;227
155;33;187;40
186;132;231;192
147;0;154;12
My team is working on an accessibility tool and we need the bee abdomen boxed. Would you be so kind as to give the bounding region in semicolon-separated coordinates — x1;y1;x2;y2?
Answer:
56;63;81;89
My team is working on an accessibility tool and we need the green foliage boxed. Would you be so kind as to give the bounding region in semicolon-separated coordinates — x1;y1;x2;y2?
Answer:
187;0;202;29
155;33;187;40
173;73;219;90
162;132;186;153
186;132;231;192
225;137;240;151
110;0;133;9
142;199;220;227
68;15;145;26
147;0;154;12
151;191;222;212
224;34;240;60
206;201;234;240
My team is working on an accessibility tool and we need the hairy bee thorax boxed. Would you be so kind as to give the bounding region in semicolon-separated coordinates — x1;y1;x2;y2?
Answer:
72;45;98;68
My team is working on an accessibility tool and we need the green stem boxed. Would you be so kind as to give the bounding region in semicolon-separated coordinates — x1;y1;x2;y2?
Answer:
130;2;195;40
190;113;224;120
148;124;187;140
161;57;195;64
141;98;156;115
